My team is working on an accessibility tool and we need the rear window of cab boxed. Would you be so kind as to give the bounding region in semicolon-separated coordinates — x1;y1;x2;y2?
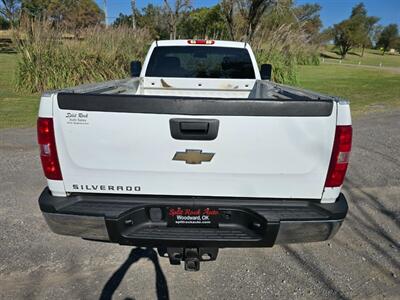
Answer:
145;46;256;79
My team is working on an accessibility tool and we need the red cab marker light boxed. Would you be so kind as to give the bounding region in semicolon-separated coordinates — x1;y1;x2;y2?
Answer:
187;39;215;45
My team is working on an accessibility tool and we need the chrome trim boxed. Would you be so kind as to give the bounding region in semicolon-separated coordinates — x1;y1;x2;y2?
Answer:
42;213;110;241
275;219;343;244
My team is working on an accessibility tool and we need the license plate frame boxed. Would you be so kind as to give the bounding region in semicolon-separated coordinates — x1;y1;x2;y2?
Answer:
166;207;220;227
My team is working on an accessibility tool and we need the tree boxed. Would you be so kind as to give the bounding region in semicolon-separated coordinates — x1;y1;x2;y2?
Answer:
396;37;400;53
292;3;322;43
130;0;136;29
178;5;227;39
371;24;384;46
330;2;379;59
221;0;277;42
0;14;10;28
114;4;169;39
21;0;48;19
56;0;104;30
350;2;379;56
113;13;132;27
377;24;399;55
163;0;191;39
318;27;333;44
294;3;320;23
21;0;104;30
350;2;366;18
332;18;364;58
220;0;236;40
238;0;277;42
137;4;169;38
0;0;20;27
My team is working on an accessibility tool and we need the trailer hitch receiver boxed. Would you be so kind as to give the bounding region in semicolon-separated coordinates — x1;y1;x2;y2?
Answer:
158;247;219;271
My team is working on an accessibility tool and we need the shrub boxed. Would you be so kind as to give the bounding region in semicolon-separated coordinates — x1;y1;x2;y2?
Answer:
255;49;298;84
296;49;320;66
14;22;152;93
253;24;320;84
14;21;320;91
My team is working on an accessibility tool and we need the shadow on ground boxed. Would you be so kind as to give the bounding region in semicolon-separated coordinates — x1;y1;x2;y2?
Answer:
320;52;339;59
282;176;399;299
99;248;169;300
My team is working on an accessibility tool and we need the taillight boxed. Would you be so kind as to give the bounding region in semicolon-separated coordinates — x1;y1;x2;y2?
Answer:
37;118;62;180
325;125;352;187
187;39;215;45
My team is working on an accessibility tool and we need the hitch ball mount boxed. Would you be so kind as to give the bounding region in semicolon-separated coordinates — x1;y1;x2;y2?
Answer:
157;247;219;271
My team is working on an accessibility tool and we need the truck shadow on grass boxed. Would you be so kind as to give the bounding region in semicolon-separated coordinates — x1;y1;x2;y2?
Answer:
99;248;169;300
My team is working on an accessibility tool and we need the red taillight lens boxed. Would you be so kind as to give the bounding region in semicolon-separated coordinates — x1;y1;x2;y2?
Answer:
187;39;215;45
37;118;62;180
325;125;352;187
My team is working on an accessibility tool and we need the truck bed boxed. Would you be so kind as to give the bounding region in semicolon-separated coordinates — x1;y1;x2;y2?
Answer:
52;77;336;101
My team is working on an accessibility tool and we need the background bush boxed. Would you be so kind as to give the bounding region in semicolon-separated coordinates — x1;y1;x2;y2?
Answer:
14;22;151;93
296;50;321;66
254;24;320;85
4;0;327;92
14;21;320;92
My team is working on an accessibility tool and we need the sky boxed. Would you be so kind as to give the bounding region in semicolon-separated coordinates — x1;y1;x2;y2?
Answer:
96;0;400;29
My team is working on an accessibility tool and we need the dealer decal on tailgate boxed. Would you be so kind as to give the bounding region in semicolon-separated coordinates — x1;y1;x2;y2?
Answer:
167;207;220;227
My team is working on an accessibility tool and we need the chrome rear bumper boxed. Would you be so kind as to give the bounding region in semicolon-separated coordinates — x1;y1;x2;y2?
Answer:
39;188;347;247
43;212;343;244
43;213;109;241
275;219;343;244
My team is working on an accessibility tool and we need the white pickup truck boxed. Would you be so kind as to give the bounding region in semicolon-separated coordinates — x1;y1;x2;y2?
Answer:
38;40;352;271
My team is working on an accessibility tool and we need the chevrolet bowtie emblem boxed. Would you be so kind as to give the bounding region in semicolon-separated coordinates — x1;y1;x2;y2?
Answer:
173;149;215;165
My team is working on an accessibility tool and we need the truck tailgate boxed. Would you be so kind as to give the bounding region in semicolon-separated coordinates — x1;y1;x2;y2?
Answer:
53;93;336;199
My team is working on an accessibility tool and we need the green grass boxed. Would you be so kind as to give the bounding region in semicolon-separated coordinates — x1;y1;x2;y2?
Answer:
0;53;39;129
297;64;400;115
321;47;400;68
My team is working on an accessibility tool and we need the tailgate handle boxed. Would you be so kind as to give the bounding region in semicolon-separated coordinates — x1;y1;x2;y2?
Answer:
180;121;208;133
170;118;219;140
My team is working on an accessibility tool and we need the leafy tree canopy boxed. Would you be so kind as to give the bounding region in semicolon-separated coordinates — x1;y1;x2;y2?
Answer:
114;4;169;39
293;3;322;40
0;13;10;29
377;24;399;54
331;2;379;58
0;0;20;27
178;5;226;39
21;0;104;30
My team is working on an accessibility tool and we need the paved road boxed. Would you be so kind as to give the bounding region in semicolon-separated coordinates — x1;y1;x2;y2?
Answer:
1;111;399;300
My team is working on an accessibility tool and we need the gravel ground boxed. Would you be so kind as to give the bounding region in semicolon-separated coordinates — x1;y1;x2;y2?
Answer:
0;111;399;300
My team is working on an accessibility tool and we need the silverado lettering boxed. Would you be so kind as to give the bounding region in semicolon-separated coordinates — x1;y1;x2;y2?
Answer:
72;184;140;192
